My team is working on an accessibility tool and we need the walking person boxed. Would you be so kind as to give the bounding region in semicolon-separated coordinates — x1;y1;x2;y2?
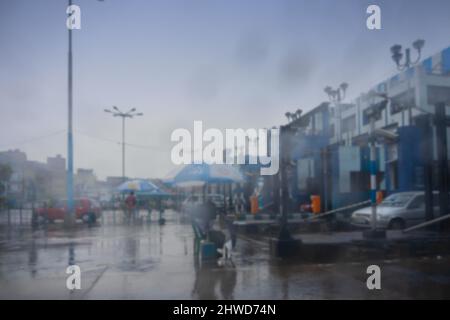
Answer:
124;191;137;222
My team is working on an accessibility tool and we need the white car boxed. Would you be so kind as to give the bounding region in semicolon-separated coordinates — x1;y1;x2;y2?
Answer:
351;191;442;230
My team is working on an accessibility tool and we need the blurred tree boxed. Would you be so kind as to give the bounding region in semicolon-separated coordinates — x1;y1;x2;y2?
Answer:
0;163;13;209
0;163;12;192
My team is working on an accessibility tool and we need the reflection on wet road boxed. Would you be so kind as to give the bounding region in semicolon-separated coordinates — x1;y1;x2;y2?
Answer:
1;210;450;299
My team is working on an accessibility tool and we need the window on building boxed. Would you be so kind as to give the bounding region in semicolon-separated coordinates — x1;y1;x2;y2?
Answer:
350;171;384;193
427;85;450;105
390;89;415;115
297;158;315;192
350;171;369;193
315;112;323;132
329;124;335;137
341;115;356;134
362;109;369;126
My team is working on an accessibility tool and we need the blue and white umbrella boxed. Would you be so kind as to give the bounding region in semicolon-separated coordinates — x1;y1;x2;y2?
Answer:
164;163;244;186
117;179;170;196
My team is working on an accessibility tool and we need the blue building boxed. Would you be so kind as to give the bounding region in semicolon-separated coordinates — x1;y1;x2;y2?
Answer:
285;45;450;212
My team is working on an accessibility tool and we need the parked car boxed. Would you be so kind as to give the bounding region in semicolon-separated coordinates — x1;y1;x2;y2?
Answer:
351;191;443;230
33;198;102;223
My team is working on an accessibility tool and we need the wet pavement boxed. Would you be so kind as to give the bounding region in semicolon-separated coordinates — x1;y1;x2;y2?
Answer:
1;210;450;299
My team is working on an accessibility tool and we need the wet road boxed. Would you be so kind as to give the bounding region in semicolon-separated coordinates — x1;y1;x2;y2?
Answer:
1;210;450;299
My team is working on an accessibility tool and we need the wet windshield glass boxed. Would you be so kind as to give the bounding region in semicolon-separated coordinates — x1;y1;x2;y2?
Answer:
380;194;415;207
3;0;450;303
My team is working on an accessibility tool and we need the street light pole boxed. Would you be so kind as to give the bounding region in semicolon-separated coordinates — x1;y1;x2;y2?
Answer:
122;115;125;182
272;109;305;256
324;83;348;144
66;0;74;224
279;124;290;241
369;117;377;231
65;0;106;225
390;39;425;125
104;107;143;182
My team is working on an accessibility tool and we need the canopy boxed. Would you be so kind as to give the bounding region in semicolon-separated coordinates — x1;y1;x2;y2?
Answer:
117;179;170;196
164;163;244;186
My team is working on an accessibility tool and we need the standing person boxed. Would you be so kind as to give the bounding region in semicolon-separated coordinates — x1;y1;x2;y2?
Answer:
239;193;246;214
125;191;137;221
233;193;240;214
205;199;226;250
194;199;216;237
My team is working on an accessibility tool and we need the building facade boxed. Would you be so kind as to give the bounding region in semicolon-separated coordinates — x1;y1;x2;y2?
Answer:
287;45;450;211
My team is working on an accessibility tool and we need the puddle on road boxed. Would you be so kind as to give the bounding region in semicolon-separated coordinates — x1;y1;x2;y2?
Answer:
1;214;450;299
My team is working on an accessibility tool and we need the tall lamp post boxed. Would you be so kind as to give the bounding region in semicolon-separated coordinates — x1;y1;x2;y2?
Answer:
390;39;425;70
390;39;425;124
280;109;302;238
273;109;305;256
66;0;75;225
66;0;105;225
104;107;143;182
324;82;348;143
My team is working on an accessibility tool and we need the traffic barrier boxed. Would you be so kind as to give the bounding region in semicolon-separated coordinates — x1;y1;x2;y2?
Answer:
307;200;371;220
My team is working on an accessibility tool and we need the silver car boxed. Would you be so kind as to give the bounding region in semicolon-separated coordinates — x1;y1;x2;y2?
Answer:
351;191;441;230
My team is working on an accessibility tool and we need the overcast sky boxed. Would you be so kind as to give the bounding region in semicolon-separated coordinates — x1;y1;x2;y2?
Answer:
1;0;450;180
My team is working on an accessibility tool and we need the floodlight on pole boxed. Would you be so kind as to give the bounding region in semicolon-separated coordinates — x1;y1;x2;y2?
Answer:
389;39;425;125
324;82;349;142
390;39;425;71
104;107;143;182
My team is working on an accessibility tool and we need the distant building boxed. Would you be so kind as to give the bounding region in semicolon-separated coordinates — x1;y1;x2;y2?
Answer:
106;176;124;186
47;154;65;172
0;150;69;203
0;150;29;202
105;176;126;194
0;149;27;167
46;155;66;200
75;168;97;198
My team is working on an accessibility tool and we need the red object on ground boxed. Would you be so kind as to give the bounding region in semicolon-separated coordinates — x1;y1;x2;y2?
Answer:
34;198;102;221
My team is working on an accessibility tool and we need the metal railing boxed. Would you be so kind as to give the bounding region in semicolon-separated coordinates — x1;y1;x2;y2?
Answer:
0;208;33;225
306;200;371;220
403;213;450;233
